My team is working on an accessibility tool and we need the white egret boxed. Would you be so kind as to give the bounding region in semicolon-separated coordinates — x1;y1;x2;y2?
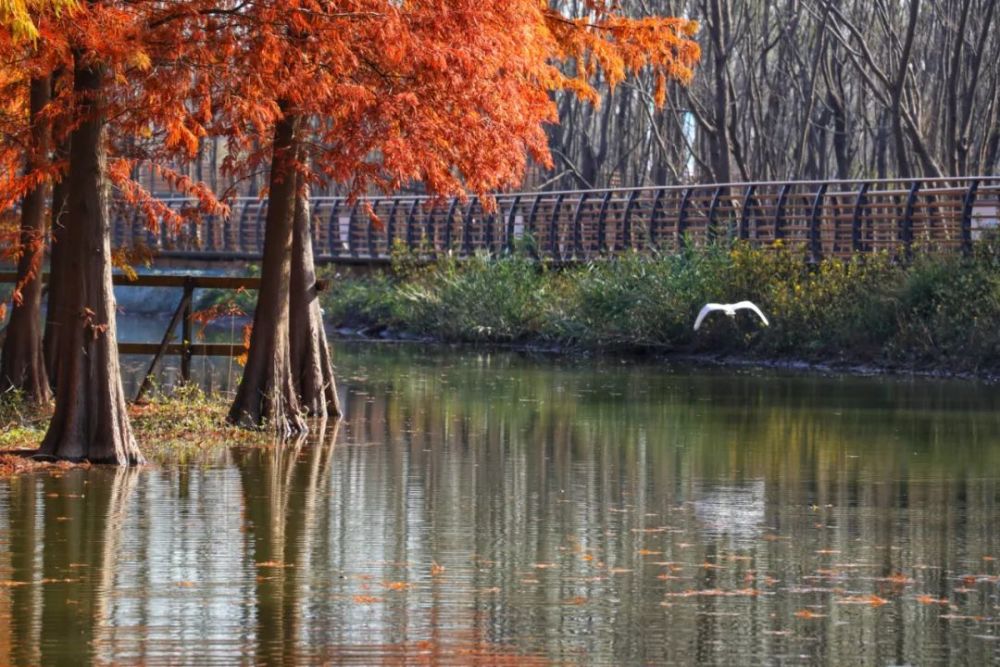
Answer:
693;301;769;330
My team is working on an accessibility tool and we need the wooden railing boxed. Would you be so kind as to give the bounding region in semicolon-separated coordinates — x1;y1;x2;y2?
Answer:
103;176;1000;262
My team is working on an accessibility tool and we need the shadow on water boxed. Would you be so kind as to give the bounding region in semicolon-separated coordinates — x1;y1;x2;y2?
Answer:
3;342;1000;664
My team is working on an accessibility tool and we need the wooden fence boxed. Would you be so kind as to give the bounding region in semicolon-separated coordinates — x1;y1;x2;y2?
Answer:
0;273;257;402
113;177;1000;262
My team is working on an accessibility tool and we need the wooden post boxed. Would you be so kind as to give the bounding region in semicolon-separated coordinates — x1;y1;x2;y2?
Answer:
181;277;193;383
134;290;189;403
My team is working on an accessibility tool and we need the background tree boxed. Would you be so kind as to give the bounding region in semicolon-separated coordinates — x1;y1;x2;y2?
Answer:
1;0;224;463
217;0;700;433
539;0;1000;189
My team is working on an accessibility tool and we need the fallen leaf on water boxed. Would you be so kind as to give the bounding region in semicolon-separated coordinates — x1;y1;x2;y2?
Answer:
384;581;411;591
916;595;950;606
836;595;888;607
431;562;446;576
638;549;662;556
562;596;587;605
353;595;382;604
664;588;760;598
794;609;826;619
176;581;195;588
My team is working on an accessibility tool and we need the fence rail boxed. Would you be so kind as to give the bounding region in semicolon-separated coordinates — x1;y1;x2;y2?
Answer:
112;177;999;262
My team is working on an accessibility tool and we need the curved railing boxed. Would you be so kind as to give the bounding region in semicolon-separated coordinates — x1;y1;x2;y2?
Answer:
111;177;1000;262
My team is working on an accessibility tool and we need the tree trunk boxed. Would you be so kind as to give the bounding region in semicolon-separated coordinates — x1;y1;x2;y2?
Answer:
1;76;52;403
44;74;71;383
289;180;341;419
228;111;306;434
36;54;142;465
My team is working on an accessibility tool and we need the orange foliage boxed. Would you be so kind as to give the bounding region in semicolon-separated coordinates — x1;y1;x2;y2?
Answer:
2;2;699;253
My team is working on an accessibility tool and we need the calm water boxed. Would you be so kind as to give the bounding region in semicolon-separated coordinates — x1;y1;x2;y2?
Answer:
4;343;1000;665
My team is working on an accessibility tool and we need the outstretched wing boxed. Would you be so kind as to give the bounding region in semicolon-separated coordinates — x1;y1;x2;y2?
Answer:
694;303;723;330
733;301;769;326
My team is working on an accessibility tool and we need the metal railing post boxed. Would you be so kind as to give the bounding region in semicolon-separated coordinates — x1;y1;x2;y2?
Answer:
571;193;589;258
808;183;828;262
549;193;566;260
677;188;692;250
707;186;724;242
901;181;920;260
462;197;478;257
385;198;401;254
596;191;613;253
327;200;342;257
622;190;639;251
773;183;790;241
851;182;870;253
650;188;667;247
961;178;980;257
405;200;419;251
505;195;521;254
739;185;755;241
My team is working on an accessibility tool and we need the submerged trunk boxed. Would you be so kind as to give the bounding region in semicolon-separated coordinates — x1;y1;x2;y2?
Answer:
228;111;306;434
37;55;142;465
289;181;341;419
1;77;52;403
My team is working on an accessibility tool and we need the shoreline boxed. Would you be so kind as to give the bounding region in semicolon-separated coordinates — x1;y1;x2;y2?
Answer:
330;328;1000;385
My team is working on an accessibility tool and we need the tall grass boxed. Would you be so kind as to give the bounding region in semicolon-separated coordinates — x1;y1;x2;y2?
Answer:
319;240;1000;373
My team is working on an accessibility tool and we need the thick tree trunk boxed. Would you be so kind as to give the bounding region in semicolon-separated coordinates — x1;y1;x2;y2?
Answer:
36;55;142;465
1;77;52;403
228;112;306;434
289;181;341;419
44;76;71;383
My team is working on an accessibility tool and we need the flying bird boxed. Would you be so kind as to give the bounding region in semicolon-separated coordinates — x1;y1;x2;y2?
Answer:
694;301;769;331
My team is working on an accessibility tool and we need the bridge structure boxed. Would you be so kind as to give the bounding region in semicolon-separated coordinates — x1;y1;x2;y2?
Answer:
117;176;1000;264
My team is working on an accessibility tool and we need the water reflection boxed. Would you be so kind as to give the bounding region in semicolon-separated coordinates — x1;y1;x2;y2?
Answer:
3;345;1000;664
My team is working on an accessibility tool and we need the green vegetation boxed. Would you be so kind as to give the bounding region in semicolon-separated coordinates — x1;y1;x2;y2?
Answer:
320;240;1000;374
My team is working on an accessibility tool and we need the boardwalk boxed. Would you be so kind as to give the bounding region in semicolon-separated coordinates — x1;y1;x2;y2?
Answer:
114;177;1000;263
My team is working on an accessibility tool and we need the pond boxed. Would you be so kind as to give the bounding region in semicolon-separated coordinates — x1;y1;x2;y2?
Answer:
3;343;1000;664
